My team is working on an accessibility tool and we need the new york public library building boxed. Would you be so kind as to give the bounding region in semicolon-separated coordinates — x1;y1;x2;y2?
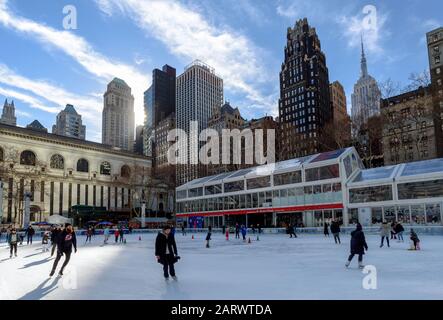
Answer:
0;123;174;226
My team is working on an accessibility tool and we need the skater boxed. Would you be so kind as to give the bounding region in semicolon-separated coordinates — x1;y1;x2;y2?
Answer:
410;229;420;250
7;228;18;258
51;226;62;257
42;231;50;252
222;225;226;235
181;224;186;236
251;225;256;234
323;222;330;237
50;224;77;276
25;225;35;245
155;225;179;280
287;224;297;238
119;226;124;243
380;221;390;248
85;228;93;243
257;224;261;234
235;223;240;239
103;227;110;244
241;225;247;241
206;226;212;248
114;228;119;243
394;222;405;242
345;224;368;269
330;220;341;244
390;221;397;240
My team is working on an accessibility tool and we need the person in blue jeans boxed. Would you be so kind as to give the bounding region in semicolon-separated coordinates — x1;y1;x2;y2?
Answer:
241;225;247;241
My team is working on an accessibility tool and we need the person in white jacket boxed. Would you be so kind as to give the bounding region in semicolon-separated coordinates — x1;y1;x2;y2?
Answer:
103;227;110;244
380;221;391;248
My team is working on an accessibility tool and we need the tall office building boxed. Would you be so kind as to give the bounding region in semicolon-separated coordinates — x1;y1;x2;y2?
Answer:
176;60;223;186
330;81;351;146
278;18;332;160
134;125;144;155
102;78;135;151
351;39;381;137
427;27;443;157
143;65;176;157
0;99;16;126
52;104;86;140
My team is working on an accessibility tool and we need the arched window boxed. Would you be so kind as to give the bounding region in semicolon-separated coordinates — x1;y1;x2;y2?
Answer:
77;158;89;173
50;154;64;170
0;147;3;162
100;161;111;175
121;165;131;178
20;150;36;166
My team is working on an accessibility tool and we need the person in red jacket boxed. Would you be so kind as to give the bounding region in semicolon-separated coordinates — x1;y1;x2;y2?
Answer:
114;228;119;243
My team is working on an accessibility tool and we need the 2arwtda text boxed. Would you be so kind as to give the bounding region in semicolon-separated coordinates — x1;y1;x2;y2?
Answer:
171;304;272;317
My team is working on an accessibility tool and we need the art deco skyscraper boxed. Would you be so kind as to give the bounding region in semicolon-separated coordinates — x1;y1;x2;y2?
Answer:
176;60;223;186
52;104;86;140
102;78;135;151
278;18;332;160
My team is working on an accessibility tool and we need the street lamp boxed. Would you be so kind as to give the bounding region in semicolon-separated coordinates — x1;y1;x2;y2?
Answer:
23;191;32;229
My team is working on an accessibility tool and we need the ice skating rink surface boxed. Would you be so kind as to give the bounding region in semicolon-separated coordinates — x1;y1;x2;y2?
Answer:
0;232;441;300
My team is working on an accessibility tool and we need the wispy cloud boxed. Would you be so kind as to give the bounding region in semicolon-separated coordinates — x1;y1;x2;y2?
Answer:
0;85;59;114
337;5;389;56
96;0;276;112
0;0;149;123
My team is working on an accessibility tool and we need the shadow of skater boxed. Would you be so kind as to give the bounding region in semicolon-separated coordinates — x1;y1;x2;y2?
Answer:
19;257;51;269
24;252;44;259
18;277;61;300
161;279;188;300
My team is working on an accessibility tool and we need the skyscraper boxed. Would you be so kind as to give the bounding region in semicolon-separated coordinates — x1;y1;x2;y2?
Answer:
0;99;16;126
330;81;351;146
52;104;86;140
176;60;223;186
102;78;135;151
143;65;176;157
427;27;443;157
278;18;332;160
351;39;381;137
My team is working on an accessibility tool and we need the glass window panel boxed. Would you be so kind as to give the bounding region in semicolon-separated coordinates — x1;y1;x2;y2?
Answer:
274;171;302;186
252;193;258;208
371;207;383;224
398;180;443;199
205;184;222;195
305;164;340;182
349;185;393;203
411;205;425;225
384;206;396;223
348;208;359;225
401;158;443;177
189;187;203;198
397;206;410;224
247;176;271;190
224;180;244;193
314;211;323;227
177;190;187;200
426;204;441;224
352;166;395;183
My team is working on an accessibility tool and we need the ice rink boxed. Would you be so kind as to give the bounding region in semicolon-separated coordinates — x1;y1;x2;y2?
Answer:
0;231;442;300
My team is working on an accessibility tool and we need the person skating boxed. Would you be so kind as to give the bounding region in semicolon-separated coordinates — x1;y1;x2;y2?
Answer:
222;225;226;235
330;220;341;244
103;227;110;244
50;226;62;257
181;224;186;236
25;225;35;245
257;224;261;234
155;225;179;280
42;231;50;252
345;223;368;269
119;226;124;243
7;228;19;258
394;222;405;242
50;224;77;276
251;225;256;234
114;228;119;243
410;229;420;250
323;222;330;237
206;226;212;248
380;221;390;248
235;223;240;239
241;225;247;241
85;228;93;243
390;221;397;240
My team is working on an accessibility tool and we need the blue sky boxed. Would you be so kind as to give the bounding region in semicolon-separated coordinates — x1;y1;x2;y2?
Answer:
0;0;441;142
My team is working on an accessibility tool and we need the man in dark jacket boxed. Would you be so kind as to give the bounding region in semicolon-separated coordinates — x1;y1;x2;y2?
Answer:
50;224;77;276
330;220;341;244
50;226;62;257
155;225;179;280
25;226;35;245
287;224;297;238
345;224;368;268
394;223;405;242
235;223;240;239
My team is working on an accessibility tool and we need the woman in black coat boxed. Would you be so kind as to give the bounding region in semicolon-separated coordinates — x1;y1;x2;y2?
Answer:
323;222;330;237
330;220;341;244
155;226;179;280
50;224;77;276
345;224;368;268
206;226;212;248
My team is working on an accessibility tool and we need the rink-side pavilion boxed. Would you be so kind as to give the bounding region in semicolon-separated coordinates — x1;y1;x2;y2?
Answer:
175;147;443;228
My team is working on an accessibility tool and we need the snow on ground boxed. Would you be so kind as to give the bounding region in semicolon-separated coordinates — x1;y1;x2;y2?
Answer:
0;232;442;300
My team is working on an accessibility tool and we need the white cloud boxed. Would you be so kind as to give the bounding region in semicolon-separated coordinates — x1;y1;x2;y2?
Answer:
0;0;149;124
0;85;59;114
338;6;389;55
96;0;276;112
